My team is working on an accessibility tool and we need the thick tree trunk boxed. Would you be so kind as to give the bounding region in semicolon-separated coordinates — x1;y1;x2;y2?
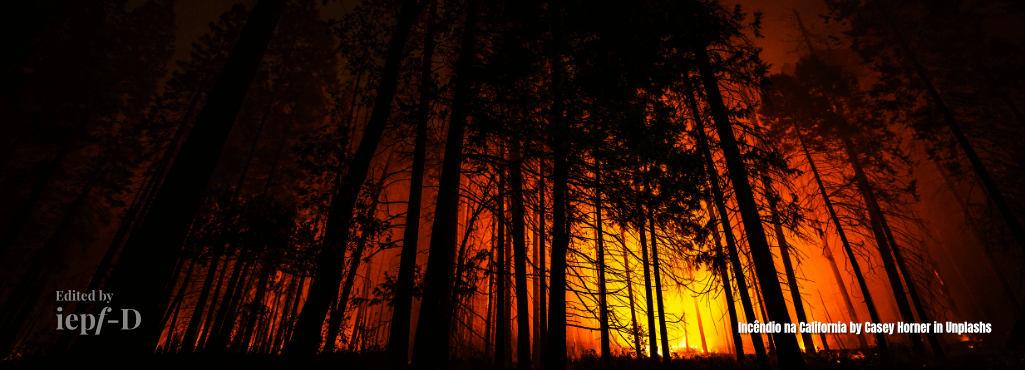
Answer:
387;1;437;362
76;0;286;354
685;79;766;368
286;0;423;355
511;144;533;370
692;43;806;369
545;2;567;368
409;3;477;367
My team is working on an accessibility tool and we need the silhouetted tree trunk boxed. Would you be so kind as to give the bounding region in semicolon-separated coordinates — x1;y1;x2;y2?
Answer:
198;257;230;350
872;1;1025;255
495;165;507;369
880;215;945;357
537;177;547;364
841;135;925;355
819;231;869;349
208;251;251;350
692;43;807;370
711;219;744;359
238;265;272;353
410;3;478;368
646;200;670;366
533;199;542;368
510;143;532;370
694;294;708;353
75;0;286;354
795;126;883;350
878;1;1025;348
592;159;610;370
763;177;815;354
160;260;195;352
685;78;766;368
324;184;383;352
546;2;567;368
622;241;643;359
387;0;437;362
636;194;659;365
287;0;423;355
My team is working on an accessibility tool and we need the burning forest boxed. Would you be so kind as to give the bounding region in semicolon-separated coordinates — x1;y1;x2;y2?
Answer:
1;0;1024;369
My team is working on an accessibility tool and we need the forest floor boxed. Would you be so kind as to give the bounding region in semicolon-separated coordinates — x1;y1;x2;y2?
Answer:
2;346;1024;370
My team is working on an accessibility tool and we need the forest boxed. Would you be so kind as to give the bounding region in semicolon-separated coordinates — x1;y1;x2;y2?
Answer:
1;0;1024;369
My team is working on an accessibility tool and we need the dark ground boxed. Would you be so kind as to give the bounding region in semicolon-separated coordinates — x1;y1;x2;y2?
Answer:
3;345;1025;370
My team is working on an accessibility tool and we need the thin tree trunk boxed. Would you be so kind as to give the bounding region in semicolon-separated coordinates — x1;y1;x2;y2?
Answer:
592;159;610;370
533;200;542;369
198;257;231;351
239;265;272;353
711;217;744;359
537;177;547;365
694;295;708;353
636;196;659;365
646;202;671;366
764;177;816;354
287;0;423;354
162;260;195;353
879;216;945;357
181;254;222;352
692;43;807;369
325;183;384;352
387;1;437;362
80;0;286;354
208;250;252;350
621;240;643;359
486;247;495;361
410;3;478;367
795;125;885;349
819;231;869;349
493;163;507;368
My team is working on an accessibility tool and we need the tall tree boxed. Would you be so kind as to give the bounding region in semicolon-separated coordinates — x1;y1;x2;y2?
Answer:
410;2;479;367
286;0;424;355
75;0;286;354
